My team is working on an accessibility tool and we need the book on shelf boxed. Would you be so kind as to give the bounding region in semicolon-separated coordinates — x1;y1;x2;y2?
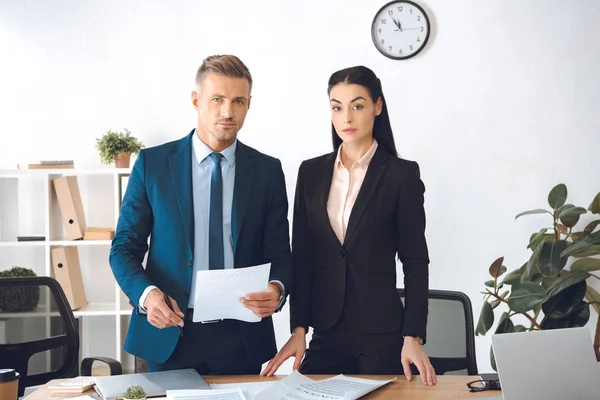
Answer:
18;160;75;169
17;235;45;241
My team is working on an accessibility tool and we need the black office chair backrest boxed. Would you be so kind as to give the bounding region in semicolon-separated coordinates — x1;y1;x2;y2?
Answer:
397;289;478;375
0;276;79;397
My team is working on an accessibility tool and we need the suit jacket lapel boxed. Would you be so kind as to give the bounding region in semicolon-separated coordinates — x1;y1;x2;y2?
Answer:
318;152;343;246
232;141;255;255
343;147;388;246
169;130;195;254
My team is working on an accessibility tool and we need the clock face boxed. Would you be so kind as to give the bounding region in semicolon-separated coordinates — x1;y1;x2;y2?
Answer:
371;1;430;60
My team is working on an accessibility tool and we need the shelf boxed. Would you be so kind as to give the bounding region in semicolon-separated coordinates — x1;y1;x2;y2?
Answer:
0;241;46;247
49;240;112;247
0;168;131;178
74;303;119;316
0;240;113;247
0;302;124;318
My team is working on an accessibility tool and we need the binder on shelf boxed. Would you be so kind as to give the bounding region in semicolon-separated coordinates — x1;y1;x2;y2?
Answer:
52;176;87;240
50;246;88;310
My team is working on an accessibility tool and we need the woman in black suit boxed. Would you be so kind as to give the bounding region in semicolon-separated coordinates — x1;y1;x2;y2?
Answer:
262;66;436;385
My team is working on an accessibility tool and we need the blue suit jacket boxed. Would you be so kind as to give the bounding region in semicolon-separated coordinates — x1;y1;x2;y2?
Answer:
109;131;293;365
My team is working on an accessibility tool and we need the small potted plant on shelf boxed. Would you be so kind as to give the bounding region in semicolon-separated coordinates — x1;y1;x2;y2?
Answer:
0;266;40;312
95;128;144;168
122;384;147;400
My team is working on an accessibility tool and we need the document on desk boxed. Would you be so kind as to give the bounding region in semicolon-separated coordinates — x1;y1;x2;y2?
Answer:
193;263;271;323
166;388;247;400
254;371;396;400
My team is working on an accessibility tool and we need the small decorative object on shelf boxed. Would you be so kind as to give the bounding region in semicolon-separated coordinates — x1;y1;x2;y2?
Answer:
0;266;40;312
16;235;45;242
17;160;75;169
84;227;115;240
122;384;146;400
96;129;144;168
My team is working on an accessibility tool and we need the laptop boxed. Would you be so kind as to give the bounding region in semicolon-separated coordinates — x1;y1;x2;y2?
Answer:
478;327;600;400
93;368;210;399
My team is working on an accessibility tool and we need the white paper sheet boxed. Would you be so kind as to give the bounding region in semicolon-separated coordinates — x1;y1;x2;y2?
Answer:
211;382;274;400
192;263;271;323
254;371;395;400
166;388;246;400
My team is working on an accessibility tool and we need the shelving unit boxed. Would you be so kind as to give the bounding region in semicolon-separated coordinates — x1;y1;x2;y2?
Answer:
0;167;134;373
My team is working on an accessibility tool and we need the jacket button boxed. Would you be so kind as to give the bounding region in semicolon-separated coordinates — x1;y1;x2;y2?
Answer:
339;250;346;259
188;260;193;267
183;293;189;299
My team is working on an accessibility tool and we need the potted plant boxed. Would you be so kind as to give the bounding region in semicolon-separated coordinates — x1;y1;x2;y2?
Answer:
122;384;146;400
95;129;144;168
0;266;40;312
476;184;600;369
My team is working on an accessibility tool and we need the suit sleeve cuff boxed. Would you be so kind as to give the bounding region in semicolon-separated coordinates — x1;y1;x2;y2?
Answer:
269;280;285;295
138;285;158;314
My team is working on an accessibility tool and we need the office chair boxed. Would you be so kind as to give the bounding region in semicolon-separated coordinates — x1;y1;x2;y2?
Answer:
0;276;122;397
397;289;478;375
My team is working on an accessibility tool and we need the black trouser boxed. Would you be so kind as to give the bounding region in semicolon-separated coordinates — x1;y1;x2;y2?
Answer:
146;311;260;375
300;314;405;375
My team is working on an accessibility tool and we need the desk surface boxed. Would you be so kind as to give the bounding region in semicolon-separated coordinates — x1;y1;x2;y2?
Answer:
24;375;495;399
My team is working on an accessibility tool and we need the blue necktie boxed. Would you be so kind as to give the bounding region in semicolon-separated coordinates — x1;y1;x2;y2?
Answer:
209;152;224;270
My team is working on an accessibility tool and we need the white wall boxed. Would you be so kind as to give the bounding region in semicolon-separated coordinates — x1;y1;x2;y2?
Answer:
1;0;599;373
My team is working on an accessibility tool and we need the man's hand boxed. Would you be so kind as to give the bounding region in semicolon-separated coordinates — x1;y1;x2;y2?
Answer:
240;282;281;318
261;327;306;376
401;336;437;386
144;288;184;329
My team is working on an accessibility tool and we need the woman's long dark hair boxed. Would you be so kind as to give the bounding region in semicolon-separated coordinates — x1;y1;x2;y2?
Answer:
328;66;398;156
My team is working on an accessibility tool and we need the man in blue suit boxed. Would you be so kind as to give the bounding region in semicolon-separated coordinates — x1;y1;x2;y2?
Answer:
109;55;293;374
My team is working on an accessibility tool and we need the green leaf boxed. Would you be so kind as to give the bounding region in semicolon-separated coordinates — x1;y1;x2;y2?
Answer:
548;184;567;209
559;206;588;228
571;258;600;272
491;299;501;309
490;345;497;372
507;282;545;313
571;245;600;257
488;256;505;278
585;286;600;314
540;303;590;329
542;276;557;290
514;324;527;332
538;239;568;277
500;290;510;299
584;220;600;237
522;242;543;282
560;232;600;258
542;280;587;322
495;312;515;334
516;209;551;220
502;264;525;285
589;192;600;214
528;229;552;250
556;204;575;217
545;270;591;299
476;301;494;336
485;280;496;288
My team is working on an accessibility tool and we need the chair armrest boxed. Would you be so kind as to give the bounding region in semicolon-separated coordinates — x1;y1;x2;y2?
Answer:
80;357;123;376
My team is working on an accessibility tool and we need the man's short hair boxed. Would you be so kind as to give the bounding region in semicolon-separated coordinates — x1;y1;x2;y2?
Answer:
195;55;253;91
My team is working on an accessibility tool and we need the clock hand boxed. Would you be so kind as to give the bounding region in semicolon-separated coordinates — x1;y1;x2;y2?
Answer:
401;27;420;30
392;17;402;32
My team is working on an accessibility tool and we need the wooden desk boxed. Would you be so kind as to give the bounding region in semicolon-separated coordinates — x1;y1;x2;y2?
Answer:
24;375;496;399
